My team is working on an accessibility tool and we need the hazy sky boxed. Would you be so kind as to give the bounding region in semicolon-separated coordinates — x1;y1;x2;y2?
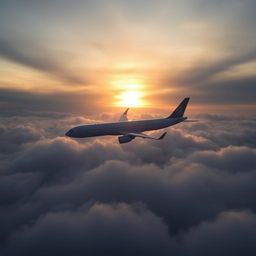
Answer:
0;0;256;111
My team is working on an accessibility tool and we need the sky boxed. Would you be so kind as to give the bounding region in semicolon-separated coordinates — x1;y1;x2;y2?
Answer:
0;0;256;113
0;0;256;255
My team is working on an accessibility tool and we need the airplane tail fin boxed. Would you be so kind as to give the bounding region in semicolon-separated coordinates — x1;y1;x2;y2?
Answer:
167;97;190;118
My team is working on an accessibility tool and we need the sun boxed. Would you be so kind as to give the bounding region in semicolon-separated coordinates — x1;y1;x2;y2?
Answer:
112;78;147;108
116;90;143;107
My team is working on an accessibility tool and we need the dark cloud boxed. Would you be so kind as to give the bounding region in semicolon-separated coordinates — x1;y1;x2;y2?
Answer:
0;109;256;255
194;76;256;104
179;117;256;148
0;39;86;84
34;155;256;235
0;88;106;116
3;203;173;256
160;48;256;105
179;50;256;86
0;124;41;154
179;210;256;256
187;146;256;173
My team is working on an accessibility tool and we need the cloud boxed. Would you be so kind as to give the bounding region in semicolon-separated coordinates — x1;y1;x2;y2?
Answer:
194;76;256;104
0;109;256;255
188;146;256;173
3;203;173;256
179;210;256;256
0;39;86;84
179;50;256;86
0;123;41;154
0;88;106;115
180;117;256;148
160;48;256;105
34;156;256;235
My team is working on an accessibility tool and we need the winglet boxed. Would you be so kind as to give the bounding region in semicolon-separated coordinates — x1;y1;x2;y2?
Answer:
119;108;129;122
124;108;129;115
158;132;167;140
168;98;190;118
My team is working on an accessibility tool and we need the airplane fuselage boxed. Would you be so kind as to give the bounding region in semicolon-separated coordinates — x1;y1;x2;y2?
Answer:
66;117;186;138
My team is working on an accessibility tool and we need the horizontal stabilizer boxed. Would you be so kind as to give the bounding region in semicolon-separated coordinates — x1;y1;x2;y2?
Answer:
183;119;198;122
158;132;167;140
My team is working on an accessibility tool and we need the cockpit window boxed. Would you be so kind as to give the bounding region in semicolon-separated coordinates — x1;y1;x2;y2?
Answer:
69;129;74;134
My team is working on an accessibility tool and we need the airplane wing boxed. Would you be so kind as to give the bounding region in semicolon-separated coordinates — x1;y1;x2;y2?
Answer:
122;131;167;140
119;108;129;122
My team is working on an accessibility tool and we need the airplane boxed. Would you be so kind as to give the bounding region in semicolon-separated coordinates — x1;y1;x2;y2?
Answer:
66;97;191;144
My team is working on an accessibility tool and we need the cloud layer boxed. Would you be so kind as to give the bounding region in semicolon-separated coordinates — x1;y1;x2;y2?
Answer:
0;110;256;255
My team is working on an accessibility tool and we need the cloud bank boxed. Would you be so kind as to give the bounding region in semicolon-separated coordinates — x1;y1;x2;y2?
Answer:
0;110;256;255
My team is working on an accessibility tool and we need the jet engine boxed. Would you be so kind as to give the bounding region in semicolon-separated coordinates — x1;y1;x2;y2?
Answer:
118;135;135;144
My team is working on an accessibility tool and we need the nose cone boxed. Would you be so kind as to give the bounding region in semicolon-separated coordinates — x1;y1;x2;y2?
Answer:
65;128;77;138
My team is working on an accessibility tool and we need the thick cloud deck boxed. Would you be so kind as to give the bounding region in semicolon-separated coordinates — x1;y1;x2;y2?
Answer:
0;113;256;256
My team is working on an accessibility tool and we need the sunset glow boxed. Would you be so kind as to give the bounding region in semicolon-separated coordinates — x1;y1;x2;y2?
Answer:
0;1;255;112
116;90;144;107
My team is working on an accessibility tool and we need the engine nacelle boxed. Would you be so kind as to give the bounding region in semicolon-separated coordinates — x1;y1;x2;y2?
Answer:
118;135;134;144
